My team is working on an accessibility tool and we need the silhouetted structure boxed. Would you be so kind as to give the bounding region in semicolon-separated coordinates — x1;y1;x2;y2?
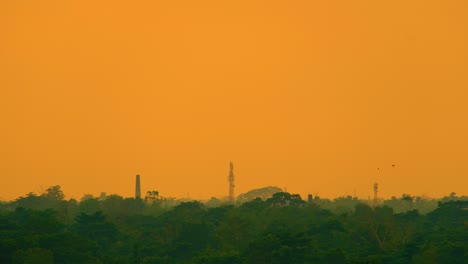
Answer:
135;175;141;199
228;162;235;202
373;182;379;207
308;194;313;202
237;186;282;203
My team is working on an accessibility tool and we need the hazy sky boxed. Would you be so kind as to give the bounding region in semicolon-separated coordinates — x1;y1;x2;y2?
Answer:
1;1;467;201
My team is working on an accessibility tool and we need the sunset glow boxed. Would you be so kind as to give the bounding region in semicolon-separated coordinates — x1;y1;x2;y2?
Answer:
1;1;467;201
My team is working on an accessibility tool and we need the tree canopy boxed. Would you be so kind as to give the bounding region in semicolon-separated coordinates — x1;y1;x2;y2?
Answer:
0;186;466;263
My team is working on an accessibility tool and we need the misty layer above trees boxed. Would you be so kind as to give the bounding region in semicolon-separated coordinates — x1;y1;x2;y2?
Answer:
0;186;467;263
5;185;464;215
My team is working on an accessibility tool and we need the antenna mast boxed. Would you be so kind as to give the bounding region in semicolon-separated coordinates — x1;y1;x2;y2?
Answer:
373;182;379;207
228;162;235;202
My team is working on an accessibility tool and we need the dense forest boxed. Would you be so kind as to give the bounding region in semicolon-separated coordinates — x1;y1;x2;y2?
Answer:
0;186;467;263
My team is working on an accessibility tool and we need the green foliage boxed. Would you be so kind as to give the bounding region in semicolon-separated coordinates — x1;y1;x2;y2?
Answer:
73;211;118;250
43;186;65;201
266;192;305;207
12;247;54;264
1;187;467;263
236;186;283;203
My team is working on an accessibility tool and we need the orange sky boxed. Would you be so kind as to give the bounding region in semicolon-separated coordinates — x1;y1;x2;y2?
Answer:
1;1;467;201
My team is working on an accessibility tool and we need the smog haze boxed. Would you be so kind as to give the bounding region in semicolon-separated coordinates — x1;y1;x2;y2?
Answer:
1;0;467;200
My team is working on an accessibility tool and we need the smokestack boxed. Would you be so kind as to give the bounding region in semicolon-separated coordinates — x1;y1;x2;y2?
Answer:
135;175;141;199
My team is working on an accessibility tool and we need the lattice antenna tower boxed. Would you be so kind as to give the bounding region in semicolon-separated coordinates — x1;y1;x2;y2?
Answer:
373;182;379;207
228;162;235;202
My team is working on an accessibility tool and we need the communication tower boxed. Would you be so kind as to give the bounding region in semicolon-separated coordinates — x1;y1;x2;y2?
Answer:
228;162;235;202
373;182;379;207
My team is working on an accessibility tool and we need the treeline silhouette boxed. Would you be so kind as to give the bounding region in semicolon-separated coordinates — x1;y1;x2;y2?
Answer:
0;186;467;263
